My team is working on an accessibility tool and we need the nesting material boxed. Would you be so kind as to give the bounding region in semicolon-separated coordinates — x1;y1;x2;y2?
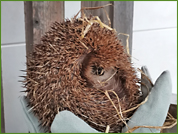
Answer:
23;15;141;133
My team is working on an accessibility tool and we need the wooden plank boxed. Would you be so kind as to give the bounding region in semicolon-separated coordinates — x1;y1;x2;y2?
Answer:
81;1;113;27
113;1;134;55
81;1;134;55
32;1;64;45
1;69;5;133
24;1;33;57
24;1;64;56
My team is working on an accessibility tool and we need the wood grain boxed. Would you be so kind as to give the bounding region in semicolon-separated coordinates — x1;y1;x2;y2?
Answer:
81;1;113;27
113;1;134;55
24;1;64;56
32;1;64;45
24;1;33;57
1;72;5;133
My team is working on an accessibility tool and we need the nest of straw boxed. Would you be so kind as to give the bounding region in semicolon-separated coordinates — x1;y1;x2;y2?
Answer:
22;10;143;132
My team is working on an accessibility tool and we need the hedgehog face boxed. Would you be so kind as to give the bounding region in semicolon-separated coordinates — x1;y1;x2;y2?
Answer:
79;50;126;97
80;50;116;88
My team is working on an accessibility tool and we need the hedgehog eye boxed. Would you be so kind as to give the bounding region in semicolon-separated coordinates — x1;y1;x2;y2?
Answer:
97;67;105;76
91;66;105;76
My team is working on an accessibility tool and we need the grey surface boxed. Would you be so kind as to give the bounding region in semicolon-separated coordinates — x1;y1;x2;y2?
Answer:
20;95;100;133
1;44;28;132
20;96;46;133
1;1;25;45
51;111;100;133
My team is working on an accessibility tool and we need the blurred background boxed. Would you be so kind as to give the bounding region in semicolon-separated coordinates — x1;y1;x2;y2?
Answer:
1;1;177;133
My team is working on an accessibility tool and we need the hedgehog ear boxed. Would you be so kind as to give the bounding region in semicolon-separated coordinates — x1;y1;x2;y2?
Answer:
77;53;88;65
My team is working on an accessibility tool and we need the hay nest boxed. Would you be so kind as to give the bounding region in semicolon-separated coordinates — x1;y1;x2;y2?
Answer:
23;14;141;133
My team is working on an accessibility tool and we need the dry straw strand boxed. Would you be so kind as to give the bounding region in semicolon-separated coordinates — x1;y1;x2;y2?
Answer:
105;125;110;133
104;90;128;128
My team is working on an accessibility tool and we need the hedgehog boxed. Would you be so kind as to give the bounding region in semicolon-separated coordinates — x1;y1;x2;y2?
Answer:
23;16;140;133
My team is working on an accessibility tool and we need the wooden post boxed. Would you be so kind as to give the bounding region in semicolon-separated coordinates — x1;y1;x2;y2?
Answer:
1;73;5;133
81;1;134;55
81;1;113;27
113;1;134;55
24;1;33;57
24;1;64;57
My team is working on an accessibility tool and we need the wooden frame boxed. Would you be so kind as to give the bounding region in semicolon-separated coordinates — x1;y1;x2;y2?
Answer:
24;1;64;57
